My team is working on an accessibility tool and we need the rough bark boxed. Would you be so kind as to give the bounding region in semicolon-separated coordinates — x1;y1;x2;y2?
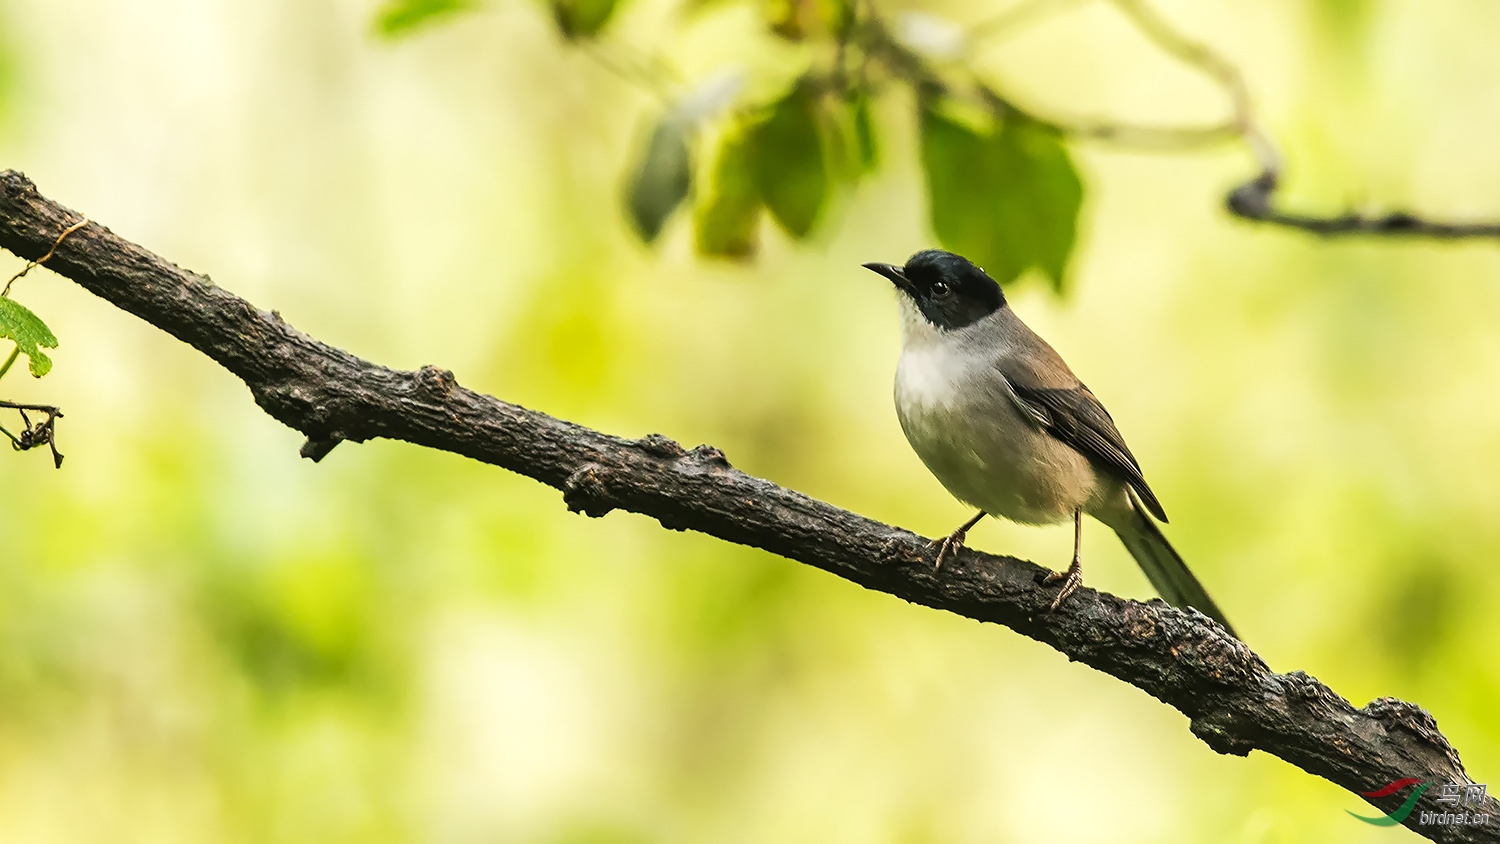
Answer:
1;169;1494;842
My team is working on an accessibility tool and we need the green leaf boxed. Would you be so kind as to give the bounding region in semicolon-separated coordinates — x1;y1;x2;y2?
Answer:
695;128;763;259
626;116;693;243
551;0;619;38
1000;117;1083;291
918;102;1083;292
374;0;476;38
0;297;58;378
919;104;1022;285
748;83;829;239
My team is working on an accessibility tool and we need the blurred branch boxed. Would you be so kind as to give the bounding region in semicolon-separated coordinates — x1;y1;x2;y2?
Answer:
863;7;1248;157
967;0;1091;44
1105;0;1500;240
1226;171;1500;239
1;169;1497;843
1108;0;1278;172
888;0;1500;240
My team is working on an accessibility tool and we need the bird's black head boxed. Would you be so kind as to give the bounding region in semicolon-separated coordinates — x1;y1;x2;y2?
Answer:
862;249;1005;330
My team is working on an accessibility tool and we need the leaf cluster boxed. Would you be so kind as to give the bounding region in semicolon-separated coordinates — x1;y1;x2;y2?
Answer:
378;0;1088;291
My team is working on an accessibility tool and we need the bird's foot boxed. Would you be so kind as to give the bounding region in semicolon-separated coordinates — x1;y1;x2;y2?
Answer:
1044;557;1084;612
927;529;968;570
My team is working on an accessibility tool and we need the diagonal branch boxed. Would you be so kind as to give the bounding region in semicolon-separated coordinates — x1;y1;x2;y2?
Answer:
0;169;1495;842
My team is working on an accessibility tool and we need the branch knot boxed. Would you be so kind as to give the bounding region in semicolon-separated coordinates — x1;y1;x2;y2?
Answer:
636;433;685;458
563;463;615;518
1363;697;1465;772
688;443;730;469
416;365;457;394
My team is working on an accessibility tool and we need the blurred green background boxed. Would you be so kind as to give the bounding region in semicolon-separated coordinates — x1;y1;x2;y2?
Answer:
1;0;1498;841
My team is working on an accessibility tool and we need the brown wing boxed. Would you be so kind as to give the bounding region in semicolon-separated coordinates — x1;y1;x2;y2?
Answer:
1002;376;1169;523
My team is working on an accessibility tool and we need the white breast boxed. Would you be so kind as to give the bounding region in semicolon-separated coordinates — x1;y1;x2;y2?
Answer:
891;304;1100;526
894;341;968;413
892;295;977;411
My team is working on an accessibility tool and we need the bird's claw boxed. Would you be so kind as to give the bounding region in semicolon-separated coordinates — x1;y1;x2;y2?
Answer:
927;530;967;570
1044;559;1083;612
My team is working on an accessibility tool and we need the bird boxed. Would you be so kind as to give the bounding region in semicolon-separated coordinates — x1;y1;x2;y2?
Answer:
863;249;1235;635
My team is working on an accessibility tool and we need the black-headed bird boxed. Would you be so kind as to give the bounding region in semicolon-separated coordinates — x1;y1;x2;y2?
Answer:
864;249;1235;636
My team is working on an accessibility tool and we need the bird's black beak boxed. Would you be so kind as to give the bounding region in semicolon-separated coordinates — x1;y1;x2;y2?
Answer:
862;262;912;294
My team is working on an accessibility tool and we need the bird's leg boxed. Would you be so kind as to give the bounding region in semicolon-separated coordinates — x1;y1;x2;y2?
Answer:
1045;508;1085;611
929;510;986;570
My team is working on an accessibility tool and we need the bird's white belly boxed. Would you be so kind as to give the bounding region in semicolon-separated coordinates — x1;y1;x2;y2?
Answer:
895;346;1098;525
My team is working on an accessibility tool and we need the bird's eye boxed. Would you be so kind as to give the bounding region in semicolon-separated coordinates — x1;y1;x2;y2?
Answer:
931;281;951;297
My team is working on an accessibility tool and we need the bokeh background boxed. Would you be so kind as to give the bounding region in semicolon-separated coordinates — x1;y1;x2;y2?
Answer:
1;0;1498;841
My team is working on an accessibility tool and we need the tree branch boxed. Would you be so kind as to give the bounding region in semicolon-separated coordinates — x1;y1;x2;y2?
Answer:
1106;0;1500;242
1;169;1495;842
913;0;1500;241
1227;170;1500;240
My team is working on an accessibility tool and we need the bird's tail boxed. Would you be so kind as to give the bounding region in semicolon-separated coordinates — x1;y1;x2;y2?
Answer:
1110;491;1237;638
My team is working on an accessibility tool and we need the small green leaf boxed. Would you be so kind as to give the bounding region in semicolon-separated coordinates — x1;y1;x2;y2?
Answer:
551;0;619;38
374;0;476;37
695;128;763;259
0;297;58;378
626;116;694;243
918;101;1083;292
748;82;829;239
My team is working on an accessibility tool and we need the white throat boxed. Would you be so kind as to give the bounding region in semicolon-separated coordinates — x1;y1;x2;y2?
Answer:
897;294;948;350
895;295;969;411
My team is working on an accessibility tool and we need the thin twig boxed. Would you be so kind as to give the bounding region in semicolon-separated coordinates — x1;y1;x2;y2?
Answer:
0;345;20;381
869;15;1240;155
2;215;88;297
968;0;1092;44
1109;0;1278;173
1049;116;1241;150
0;399;64;467
1225;171;1500;239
